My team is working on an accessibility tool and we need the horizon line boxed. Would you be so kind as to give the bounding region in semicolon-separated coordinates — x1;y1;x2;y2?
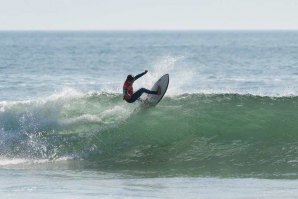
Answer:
1;28;298;32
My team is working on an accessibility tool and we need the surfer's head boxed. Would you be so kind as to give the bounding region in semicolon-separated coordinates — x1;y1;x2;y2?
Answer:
126;75;134;82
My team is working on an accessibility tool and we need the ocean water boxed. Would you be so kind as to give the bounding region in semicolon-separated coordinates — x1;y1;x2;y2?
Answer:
0;31;298;198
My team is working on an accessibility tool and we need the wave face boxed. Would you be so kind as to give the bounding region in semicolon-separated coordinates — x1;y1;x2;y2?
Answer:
1;91;298;178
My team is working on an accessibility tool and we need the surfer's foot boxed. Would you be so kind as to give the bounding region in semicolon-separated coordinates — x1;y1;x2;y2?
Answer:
157;86;161;95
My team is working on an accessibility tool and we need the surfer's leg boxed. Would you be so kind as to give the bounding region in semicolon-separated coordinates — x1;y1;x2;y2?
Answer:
128;88;157;103
140;88;158;95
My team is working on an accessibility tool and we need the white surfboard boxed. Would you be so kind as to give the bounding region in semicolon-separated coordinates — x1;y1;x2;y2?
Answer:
141;74;169;107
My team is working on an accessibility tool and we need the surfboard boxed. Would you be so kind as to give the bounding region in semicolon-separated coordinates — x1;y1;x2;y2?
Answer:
141;74;169;107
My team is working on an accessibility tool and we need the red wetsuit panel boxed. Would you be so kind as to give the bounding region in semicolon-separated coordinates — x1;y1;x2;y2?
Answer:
123;81;133;100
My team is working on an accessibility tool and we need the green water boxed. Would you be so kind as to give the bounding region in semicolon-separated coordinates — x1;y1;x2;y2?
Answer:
1;93;297;178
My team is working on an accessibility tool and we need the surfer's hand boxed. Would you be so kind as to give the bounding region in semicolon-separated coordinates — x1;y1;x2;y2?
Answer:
144;70;148;73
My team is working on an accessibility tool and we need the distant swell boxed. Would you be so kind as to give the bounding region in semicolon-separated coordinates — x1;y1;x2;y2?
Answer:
1;91;298;178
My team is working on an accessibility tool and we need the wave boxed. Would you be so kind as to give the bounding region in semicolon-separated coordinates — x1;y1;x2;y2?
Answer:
0;91;298;178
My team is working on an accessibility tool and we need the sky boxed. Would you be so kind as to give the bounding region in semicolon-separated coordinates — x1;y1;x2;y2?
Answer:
0;0;298;30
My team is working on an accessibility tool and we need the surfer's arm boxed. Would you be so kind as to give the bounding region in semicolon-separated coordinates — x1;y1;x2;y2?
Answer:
134;70;148;81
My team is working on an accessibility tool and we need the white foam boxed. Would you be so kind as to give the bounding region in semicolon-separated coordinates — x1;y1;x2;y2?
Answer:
0;88;84;113
37;87;85;103
0;158;28;166
0;157;72;166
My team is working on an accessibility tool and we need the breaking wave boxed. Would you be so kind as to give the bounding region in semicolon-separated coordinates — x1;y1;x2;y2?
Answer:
0;90;298;178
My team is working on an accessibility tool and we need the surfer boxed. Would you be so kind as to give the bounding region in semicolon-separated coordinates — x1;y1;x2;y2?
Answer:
123;70;161;103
